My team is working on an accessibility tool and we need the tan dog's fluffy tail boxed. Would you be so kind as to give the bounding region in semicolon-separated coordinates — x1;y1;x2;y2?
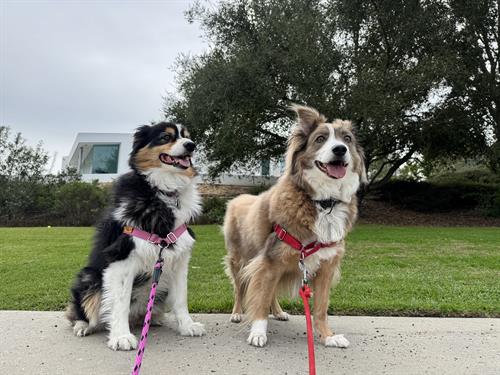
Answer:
223;254;248;301
239;255;272;322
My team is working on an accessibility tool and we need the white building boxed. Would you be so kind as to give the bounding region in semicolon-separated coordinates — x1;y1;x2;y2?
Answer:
62;133;133;183
63;132;282;185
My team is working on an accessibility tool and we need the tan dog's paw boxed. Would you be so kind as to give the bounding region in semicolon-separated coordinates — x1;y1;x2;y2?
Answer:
273;312;289;321
324;334;349;348
230;313;242;323
247;331;267;347
247;319;268;347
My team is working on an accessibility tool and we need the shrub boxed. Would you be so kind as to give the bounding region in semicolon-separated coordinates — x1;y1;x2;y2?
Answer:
196;196;228;225
374;176;499;216
486;189;500;218
428;168;500;186
53;181;111;226
0;178;110;227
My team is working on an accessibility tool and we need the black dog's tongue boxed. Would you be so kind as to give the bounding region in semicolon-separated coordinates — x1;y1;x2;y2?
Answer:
159;153;190;167
159;154;174;165
176;157;190;168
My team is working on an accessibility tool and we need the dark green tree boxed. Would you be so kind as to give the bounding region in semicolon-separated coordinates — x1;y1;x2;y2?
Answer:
445;0;499;171
166;0;489;183
0;126;81;224
0;127;49;221
0;126;48;180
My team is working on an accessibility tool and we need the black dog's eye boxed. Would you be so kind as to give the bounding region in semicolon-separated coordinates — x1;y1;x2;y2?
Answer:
160;133;171;142
316;135;326;143
344;135;352;143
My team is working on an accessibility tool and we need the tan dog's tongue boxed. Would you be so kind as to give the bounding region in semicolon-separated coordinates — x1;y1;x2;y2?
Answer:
326;163;347;179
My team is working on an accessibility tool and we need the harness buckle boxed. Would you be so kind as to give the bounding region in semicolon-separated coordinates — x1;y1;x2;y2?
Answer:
166;232;178;244
277;227;287;241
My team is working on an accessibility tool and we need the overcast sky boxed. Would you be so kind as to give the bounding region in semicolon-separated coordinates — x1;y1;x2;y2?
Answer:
1;0;207;171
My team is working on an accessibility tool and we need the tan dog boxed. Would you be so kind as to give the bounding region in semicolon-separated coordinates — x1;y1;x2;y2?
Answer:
223;105;366;347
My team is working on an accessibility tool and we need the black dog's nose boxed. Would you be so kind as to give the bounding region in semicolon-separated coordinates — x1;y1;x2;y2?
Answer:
332;145;347;156
184;141;196;152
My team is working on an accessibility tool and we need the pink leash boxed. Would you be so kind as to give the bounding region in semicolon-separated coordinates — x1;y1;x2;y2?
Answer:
124;224;188;375
131;258;163;375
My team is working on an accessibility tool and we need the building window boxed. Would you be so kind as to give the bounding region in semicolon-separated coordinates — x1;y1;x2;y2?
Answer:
261;159;270;176
80;144;120;174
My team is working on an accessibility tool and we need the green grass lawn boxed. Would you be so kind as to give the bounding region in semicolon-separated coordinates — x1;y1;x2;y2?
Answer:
0;225;499;317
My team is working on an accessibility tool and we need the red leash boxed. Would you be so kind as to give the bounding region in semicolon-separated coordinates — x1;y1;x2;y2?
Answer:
273;224;324;375
299;284;316;375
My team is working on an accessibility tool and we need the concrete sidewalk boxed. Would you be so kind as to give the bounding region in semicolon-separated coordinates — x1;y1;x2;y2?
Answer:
0;311;498;375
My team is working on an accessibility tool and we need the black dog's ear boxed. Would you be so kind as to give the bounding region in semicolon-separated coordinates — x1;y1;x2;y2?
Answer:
132;125;151;153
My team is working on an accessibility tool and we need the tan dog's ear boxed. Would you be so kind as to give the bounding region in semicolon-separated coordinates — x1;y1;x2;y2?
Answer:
289;104;326;135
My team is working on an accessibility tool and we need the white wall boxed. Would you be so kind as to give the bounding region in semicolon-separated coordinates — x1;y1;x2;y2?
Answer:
63;133;133;180
64;132;283;185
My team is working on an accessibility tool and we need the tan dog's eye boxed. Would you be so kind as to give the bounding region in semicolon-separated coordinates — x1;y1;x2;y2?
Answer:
316;135;326;143
344;135;352;143
161;134;171;142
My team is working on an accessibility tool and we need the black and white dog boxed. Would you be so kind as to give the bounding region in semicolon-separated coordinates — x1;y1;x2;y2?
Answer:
66;122;205;351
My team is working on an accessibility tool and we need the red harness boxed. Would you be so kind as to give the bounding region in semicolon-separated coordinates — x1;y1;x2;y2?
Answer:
273;223;336;258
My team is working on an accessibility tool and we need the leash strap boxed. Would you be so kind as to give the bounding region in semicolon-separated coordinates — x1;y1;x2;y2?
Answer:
299;285;316;375
273;224;336;258
131;257;163;375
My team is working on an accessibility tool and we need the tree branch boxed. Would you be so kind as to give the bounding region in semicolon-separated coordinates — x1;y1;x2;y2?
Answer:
256;127;287;142
477;28;497;77
373;147;417;186
370;0;393;69
369;160;390;185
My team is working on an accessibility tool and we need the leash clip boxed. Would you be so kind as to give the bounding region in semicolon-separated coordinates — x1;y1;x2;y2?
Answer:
298;253;308;287
152;261;163;283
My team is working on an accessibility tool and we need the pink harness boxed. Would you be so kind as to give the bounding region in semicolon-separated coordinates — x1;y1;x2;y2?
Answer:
123;223;188;375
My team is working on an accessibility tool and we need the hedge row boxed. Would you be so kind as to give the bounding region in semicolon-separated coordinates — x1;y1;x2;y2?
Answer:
373;178;500;217
0;180;111;227
1;173;498;227
0;179;230;227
